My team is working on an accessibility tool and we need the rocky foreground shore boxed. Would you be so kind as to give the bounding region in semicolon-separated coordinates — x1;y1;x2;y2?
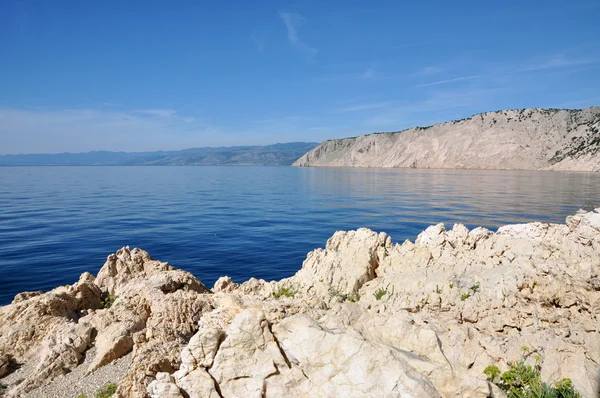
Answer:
1;210;599;397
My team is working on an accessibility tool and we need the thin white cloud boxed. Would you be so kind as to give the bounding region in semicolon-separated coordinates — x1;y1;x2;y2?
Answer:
134;109;177;117
417;75;480;87
0;107;217;154
279;11;318;57
337;101;397;113
411;66;444;76
363;86;515;129
519;55;599;72
363;66;375;79
251;31;265;53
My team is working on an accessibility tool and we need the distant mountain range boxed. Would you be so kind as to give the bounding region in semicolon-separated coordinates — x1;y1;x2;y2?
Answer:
0;142;319;166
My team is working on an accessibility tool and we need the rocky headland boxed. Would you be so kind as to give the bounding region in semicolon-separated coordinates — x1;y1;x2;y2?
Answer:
293;107;600;171
1;209;599;397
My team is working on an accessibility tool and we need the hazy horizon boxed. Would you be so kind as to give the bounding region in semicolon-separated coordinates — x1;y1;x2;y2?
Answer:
1;0;599;154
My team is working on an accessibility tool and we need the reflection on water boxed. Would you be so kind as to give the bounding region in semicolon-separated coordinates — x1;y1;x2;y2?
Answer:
301;167;599;229
0;166;598;304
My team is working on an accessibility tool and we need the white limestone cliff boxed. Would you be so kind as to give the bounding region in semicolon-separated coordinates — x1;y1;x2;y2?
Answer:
293;107;600;171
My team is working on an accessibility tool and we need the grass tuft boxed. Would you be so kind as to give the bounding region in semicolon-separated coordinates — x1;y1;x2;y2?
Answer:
374;288;388;301
273;286;296;299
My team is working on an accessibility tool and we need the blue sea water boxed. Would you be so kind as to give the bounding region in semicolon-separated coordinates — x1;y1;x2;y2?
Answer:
0;166;599;305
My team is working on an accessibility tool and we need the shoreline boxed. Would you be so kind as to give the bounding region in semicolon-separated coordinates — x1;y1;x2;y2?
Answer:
1;208;599;397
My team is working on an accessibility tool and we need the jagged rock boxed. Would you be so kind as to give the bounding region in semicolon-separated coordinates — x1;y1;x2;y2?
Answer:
107;270;213;398
274;314;442;397
212;276;238;293
10;322;93;396
176;368;221;398
0;273;102;362
174;327;224;378
11;291;43;304
283;228;391;301
0;353;9;378
208;309;290;397
95;247;173;295
357;209;600;397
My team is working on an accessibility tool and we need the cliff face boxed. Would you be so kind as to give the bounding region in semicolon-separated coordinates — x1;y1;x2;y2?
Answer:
293;107;600;171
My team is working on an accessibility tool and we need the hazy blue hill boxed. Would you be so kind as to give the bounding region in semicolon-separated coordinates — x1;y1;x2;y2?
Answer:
0;142;318;166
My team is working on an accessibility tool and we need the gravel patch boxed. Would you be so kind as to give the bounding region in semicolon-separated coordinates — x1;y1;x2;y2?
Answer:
0;348;132;398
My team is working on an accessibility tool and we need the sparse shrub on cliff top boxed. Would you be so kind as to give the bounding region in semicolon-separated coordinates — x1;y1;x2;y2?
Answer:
483;354;581;398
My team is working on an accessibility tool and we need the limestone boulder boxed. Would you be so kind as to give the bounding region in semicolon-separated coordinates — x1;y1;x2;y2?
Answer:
284;228;391;301
273;314;442;397
147;373;185;398
208;309;291;397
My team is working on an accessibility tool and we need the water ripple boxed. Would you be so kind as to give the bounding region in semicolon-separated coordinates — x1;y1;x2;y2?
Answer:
0;166;599;304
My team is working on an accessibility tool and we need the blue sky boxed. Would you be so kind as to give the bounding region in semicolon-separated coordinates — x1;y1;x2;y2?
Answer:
1;0;599;154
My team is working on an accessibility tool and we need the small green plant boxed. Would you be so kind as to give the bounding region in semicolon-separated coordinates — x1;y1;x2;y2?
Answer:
348;294;360;303
460;292;471;301
449;281;454;289
434;285;442;294
328;287;345;299
273;286;296;299
470;282;480;293
94;383;117;398
77;394;89;398
483;365;501;382
484;356;581;398
65;284;71;288
101;292;117;309
374;288;388;300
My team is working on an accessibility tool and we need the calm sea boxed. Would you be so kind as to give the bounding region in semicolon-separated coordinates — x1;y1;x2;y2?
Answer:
1;166;599;305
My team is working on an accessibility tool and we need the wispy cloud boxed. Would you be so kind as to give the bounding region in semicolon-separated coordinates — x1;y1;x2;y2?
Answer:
519;55;599;72
337;101;398;113
279;11;318;58
251;31;265;53
363;66;376;79
103;102;125;107
0;107;216;154
411;66;444;76
361;86;515;129
133;109;177;117
417;75;480;87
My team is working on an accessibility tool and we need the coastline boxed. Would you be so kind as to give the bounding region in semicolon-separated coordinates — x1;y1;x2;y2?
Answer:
1;209;599;397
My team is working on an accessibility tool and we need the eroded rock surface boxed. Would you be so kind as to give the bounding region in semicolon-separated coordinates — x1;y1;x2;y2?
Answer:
293;107;600;172
1;209;599;397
